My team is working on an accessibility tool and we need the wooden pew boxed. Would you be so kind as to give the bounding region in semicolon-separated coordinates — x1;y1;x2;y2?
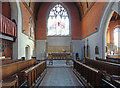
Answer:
84;58;120;76
1;58;36;87
73;60;102;87
111;75;120;88
2;57;25;65
0;57;12;62
2;58;36;79
96;57;120;64
24;61;46;86
84;58;120;87
106;56;120;63
2;74;19;88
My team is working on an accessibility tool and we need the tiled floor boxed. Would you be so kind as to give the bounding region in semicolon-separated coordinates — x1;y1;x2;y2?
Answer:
39;67;84;87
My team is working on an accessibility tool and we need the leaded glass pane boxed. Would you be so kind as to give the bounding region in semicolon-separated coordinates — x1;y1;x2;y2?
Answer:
47;4;69;36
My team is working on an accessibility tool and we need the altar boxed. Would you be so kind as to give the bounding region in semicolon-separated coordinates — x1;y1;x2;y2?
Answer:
46;46;72;65
47;52;71;59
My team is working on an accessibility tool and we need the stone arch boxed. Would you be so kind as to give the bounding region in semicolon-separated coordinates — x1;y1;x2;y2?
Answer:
25;45;31;60
9;1;23;59
98;1;120;58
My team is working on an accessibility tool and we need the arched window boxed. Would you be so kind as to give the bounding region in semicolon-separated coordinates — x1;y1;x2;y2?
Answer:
114;27;119;53
47;4;69;36
29;17;34;39
114;27;119;47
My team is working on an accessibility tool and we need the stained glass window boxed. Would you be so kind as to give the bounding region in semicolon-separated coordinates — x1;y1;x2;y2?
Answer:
47;4;69;36
114;27;120;51
29;17;34;39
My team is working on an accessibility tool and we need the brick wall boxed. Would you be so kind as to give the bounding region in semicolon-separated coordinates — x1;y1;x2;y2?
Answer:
20;2;32;36
36;2;81;40
81;2;107;39
35;2;51;39
36;2;107;40
2;2;11;19
65;2;81;39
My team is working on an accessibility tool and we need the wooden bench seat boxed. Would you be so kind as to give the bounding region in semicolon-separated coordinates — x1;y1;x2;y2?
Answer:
96;57;120;64
83;58;120;87
1;58;36;87
2;74;18;88
0;57;11;62
106;56;120;63
73;60;102;87
2;57;25;65
20;61;47;87
84;58;120;76
111;75;120;87
1;58;36;79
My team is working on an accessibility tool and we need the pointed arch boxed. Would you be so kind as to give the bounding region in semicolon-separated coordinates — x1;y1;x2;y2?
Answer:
47;3;71;36
98;1;120;58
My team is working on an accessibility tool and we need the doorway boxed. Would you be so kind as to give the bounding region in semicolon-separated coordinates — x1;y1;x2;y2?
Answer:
25;45;30;60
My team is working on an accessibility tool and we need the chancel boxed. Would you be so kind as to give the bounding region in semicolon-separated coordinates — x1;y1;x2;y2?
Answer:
0;1;120;88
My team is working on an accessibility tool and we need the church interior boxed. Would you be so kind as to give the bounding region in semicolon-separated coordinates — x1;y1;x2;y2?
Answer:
0;0;120;88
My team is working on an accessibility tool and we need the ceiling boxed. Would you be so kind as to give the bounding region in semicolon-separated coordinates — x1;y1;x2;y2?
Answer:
110;12;120;21
25;2;94;21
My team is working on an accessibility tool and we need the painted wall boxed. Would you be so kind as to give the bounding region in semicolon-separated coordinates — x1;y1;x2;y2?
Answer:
12;2;35;59
17;2;35;59
72;40;82;59
81;32;102;59
36;40;46;60
47;37;71;47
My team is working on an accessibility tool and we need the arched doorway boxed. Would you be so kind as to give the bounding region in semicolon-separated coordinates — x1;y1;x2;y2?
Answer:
25;45;30;60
